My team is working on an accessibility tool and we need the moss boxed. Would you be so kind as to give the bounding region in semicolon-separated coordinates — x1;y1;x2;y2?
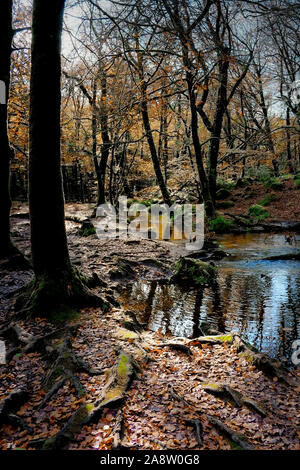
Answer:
202;383;222;390
216;334;233;342
48;306;79;323
118;353;130;375
209;216;232;233
239;352;254;362
172;257;216;286
99;353;132;405
294;177;300;189
115;328;139;340
68;404;93;433
79;226;96;237
203;334;233;343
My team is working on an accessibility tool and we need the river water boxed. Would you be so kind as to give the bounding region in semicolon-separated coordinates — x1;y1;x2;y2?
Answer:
120;233;300;365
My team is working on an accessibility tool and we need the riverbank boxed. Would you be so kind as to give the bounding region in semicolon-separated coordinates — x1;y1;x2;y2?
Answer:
0;204;299;450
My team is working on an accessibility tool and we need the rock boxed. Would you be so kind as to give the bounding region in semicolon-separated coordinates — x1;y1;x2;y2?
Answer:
171;257;216;286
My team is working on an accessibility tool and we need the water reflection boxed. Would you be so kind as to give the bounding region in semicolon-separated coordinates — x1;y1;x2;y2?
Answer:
120;234;300;364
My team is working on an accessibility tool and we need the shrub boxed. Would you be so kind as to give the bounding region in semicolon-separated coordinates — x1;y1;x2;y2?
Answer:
246;165;271;182
294;178;300;189
209;216;232;233
216;179;235;199
258;193;279;206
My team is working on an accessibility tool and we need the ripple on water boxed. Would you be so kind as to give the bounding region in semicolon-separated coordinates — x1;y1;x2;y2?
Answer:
120;233;300;365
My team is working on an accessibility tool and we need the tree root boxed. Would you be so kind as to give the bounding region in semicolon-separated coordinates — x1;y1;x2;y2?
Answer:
0;250;31;271
233;334;300;387
41;351;139;449
112;409;125;450
168;385;254;450
13;268;109;319
184;419;203;447
207;416;254;450
158;342;193;356
188;333;234;346
0;321;65;361
0;388;31;432
40;329;105;407
202;383;268;417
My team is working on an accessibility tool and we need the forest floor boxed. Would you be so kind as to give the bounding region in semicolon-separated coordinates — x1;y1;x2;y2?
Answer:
228;178;300;222
0;196;300;451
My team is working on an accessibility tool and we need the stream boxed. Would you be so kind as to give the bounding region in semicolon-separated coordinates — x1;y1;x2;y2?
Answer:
120;233;300;366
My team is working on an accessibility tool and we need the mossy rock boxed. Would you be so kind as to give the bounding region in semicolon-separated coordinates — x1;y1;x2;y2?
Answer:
171;257;216;286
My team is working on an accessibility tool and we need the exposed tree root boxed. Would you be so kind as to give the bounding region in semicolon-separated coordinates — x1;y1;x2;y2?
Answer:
207;416;254;450
158;342;193;356
40;351;139;449
188;333;234;346
0;388;32;432
233;334;300;387
112;409;125;450
13;268;109;319
168;385;254;450
0;321;65;361
0;248;31;271
40;329;105;406
202;383;268;417
184;419;203;447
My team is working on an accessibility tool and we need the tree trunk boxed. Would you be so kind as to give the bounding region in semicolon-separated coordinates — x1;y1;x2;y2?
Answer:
96;70;110;206
16;0;102;317
136;46;171;206
29;0;69;277
207;54;230;202
286;106;294;173
0;1;18;258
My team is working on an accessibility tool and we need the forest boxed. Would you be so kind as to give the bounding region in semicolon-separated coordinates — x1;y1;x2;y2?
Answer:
0;0;300;455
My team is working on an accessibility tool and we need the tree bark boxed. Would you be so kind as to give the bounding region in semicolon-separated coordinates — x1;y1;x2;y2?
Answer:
29;0;69;276
16;0;102;317
207;53;230;202
0;1;17;258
